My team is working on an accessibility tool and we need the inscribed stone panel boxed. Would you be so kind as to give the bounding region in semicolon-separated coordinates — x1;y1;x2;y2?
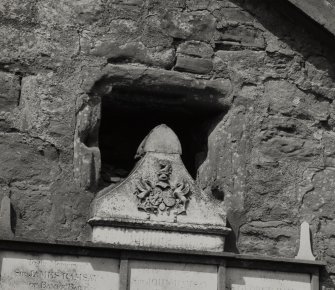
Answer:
0;251;119;290
226;267;311;290
129;260;217;290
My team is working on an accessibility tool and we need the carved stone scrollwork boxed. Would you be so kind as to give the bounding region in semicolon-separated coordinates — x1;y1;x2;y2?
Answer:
134;160;191;215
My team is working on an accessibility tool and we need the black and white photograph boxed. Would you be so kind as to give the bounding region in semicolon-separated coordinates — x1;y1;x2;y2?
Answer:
0;0;334;289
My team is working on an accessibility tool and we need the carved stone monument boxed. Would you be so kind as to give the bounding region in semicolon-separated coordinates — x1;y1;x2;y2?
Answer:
89;124;230;252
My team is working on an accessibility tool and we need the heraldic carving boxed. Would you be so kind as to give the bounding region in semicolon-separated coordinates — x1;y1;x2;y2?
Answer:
134;160;191;215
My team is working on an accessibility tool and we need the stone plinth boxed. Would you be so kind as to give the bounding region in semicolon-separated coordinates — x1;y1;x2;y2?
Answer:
92;226;225;252
89;125;230;252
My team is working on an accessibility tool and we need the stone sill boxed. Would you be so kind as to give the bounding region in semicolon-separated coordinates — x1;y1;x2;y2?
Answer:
0;237;326;269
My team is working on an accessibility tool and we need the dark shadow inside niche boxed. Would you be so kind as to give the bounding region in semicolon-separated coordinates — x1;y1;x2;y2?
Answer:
98;87;225;189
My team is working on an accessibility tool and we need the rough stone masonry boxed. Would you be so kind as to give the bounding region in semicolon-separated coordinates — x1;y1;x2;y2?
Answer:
0;0;335;287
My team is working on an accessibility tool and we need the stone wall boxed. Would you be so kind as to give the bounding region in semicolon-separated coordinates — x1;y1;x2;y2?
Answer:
0;0;335;287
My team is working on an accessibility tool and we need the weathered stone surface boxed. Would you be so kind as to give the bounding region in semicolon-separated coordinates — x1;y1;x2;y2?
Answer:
238;221;298;257
0;196;13;239
0;72;20;113
300;56;335;100
0;26;79;70
214;50;276;83
177;41;213;58
220;8;254;25
0;132;64;239
264;80;330;121
88;64;232;105
0;133;60;185
216;26;265;49
0;0;38;25
175;55;213;74
37;0;105;28
74;93;101;190
0;72;20;131
161;10;216;41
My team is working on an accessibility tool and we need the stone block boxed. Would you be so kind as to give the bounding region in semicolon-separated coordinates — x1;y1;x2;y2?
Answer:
91;41;175;69
175;55;213;74
186;0;211;11
216;26;265;49
0;0;38;25
0;72;20;113
147;0;186;9
215;50;267;83
17;74;75;147
0;132;61;239
302;56;335;100
93;64;231;101
0;133;59;185
0;26;78;68
238;221;297;256
37;0;104;27
177;41;213;58
221;8;254;24
265;80;330;121
161;10;216;41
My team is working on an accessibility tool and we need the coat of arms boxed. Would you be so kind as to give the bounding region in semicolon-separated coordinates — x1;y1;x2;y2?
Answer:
134;160;191;215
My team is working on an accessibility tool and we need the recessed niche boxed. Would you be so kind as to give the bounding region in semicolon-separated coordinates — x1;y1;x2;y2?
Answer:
75;66;231;190
98;87;225;189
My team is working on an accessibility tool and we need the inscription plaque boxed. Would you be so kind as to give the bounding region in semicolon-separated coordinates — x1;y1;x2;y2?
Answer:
0;251;119;290
129;260;217;290
226;268;311;290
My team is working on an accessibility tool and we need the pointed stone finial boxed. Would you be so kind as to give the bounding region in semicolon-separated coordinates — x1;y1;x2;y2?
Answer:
295;221;315;261
0;194;14;238
135;124;182;159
